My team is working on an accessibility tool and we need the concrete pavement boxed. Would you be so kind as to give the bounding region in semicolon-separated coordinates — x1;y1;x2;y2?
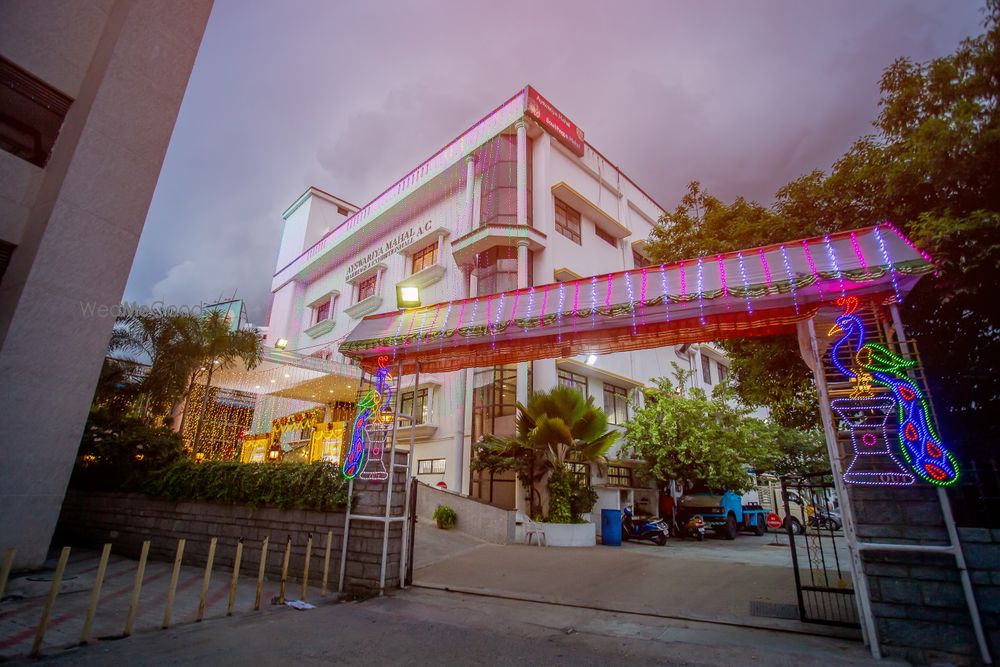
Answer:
412;522;858;637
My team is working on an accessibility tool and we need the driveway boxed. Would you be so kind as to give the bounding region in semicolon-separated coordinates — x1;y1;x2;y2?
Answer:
412;523;858;638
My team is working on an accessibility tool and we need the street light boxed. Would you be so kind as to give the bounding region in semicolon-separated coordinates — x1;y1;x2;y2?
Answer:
396;284;421;309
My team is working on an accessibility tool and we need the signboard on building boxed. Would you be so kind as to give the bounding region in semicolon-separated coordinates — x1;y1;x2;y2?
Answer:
524;86;585;157
346;220;434;281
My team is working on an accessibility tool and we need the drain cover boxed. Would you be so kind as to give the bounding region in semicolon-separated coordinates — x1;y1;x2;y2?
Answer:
749;600;799;620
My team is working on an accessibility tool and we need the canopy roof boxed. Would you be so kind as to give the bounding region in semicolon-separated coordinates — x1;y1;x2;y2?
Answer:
340;224;934;374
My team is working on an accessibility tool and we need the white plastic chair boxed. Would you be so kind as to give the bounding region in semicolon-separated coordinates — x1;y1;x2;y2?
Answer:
523;516;546;546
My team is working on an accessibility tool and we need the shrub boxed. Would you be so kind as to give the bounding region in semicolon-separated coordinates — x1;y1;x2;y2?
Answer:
142;460;350;511
432;505;457;529
71;409;185;491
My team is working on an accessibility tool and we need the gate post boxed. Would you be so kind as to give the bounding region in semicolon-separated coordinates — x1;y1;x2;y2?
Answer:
799;318;881;657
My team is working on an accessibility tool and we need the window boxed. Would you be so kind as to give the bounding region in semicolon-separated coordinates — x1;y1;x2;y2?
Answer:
417;458;446;475
399;388;429;425
475;246;531;295
313;295;336;325
0;56;73;168
595;225;616;247
633;250;651;268
479;134;532;228
471;364;518;442
411;242;438;274
566;461;590;486
603;384;629;426
0;241;14;287
701;353;712;385
718;364;729;385
357;274;377;302
608;465;633;487
554;198;581;244
558;369;588;397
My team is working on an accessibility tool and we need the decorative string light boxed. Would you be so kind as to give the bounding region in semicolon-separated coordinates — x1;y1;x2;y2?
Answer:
696;257;706;325
779;244;799;314
624;270;637;334
824;234;846;298
802;240;818;278
850;232;869;276
717;254;729;299
736;251;753;315
828;297;958;487
759;248;772;288
678;260;687;298
873;225;902;304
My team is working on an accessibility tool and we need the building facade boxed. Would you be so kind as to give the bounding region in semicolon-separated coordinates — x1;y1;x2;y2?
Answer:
256;86;735;517
0;0;214;568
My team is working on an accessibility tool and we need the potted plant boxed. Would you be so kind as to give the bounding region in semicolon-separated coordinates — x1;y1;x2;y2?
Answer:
433;504;457;529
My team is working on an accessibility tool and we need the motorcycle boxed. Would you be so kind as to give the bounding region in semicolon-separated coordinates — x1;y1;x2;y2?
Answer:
622;505;669;546
683;514;706;541
810;506;842;531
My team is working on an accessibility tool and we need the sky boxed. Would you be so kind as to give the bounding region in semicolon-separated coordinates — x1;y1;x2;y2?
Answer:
124;0;986;324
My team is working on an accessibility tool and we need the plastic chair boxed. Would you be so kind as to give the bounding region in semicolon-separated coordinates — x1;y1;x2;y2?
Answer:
523;516;546;546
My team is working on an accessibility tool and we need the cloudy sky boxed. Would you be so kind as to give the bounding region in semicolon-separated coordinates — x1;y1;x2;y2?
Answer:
124;0;985;323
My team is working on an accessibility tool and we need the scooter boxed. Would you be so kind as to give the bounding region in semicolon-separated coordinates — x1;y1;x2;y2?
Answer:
683;514;706;541
622;505;669;546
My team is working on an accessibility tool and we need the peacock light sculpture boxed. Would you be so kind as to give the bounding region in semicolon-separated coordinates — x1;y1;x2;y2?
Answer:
829;297;959;487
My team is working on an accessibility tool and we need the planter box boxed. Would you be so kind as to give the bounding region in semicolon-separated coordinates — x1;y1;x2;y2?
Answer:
540;521;596;547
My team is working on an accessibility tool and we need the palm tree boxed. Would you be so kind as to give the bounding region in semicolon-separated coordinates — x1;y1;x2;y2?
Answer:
475;386;620;520
108;310;199;423
189;310;263;452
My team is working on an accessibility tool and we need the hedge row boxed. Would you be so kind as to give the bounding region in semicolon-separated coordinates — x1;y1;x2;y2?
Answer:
142;460;350;511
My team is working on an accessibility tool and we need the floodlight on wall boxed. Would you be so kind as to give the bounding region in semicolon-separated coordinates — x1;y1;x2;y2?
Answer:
586;354;598;366
274;338;288;350
396;284;421;309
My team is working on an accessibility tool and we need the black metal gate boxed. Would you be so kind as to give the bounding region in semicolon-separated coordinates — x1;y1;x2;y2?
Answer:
783;473;859;628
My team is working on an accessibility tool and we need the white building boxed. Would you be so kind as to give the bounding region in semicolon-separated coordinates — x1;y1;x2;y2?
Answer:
259;86;734;515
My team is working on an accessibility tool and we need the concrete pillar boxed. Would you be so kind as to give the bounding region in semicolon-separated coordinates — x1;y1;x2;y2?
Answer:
515;121;529;405
452;266;472;492
464;155;476;233
0;0;213;569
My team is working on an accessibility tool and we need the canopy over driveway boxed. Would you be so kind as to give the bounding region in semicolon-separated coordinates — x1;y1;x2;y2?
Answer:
339;224;933;373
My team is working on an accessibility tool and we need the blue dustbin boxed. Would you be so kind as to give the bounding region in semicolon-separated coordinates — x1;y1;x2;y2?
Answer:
601;508;622;546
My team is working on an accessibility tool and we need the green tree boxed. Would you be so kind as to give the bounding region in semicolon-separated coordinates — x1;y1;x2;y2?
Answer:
645;3;1000;454
108;309;201;424
627;373;789;493
472;386;618;522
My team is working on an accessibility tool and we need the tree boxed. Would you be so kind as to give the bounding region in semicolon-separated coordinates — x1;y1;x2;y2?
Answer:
645;3;1000;456
626;373;787;493
472;386;619;522
109;310;202;424
189;310;263;452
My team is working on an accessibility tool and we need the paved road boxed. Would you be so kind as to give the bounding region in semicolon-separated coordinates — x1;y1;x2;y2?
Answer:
19;588;890;667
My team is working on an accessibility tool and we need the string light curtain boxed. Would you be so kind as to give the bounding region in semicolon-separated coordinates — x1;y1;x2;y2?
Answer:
339;224;934;374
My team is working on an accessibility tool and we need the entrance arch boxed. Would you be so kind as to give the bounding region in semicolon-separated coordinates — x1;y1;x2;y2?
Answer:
340;223;990;663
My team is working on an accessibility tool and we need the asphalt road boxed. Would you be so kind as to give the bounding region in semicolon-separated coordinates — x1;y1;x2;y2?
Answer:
23;588;888;667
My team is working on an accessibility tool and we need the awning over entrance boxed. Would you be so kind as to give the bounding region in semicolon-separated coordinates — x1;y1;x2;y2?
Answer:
339;224;934;374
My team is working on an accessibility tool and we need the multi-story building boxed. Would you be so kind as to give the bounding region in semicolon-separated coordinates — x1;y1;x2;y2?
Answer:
0;0;214;568
250;86;734;516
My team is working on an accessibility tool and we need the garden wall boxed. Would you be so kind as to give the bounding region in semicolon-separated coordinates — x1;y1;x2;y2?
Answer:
849;484;999;665
416;482;516;544
56;453;408;594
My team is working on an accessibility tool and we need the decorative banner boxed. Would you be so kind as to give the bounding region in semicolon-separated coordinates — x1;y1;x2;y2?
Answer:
240;433;272;463
309;422;346;464
343;355;394;481
271;407;325;435
828;296;959;487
